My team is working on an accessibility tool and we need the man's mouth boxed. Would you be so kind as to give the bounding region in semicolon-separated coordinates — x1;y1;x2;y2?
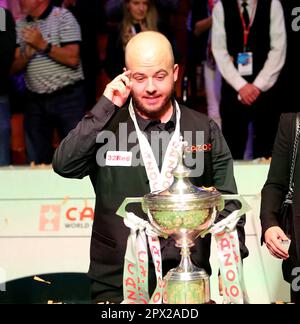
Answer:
144;96;160;105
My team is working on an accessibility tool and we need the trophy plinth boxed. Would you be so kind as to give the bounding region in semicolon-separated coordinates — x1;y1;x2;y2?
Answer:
142;140;223;304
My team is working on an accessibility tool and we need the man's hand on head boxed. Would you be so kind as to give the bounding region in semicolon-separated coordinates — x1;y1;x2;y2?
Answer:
104;70;132;107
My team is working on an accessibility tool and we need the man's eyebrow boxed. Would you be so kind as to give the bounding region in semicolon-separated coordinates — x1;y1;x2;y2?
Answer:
154;69;168;75
132;70;169;78
132;72;146;78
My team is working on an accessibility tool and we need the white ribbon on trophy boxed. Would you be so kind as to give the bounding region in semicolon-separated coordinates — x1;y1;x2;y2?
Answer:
209;210;249;304
122;212;164;304
121;208;250;304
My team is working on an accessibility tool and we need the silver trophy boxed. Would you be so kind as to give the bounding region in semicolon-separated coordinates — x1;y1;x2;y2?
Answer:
117;140;246;304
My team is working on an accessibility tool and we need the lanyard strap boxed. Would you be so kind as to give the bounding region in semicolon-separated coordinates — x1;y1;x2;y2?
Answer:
210;210;249;304
128;99;181;192
238;1;257;51
208;0;216;14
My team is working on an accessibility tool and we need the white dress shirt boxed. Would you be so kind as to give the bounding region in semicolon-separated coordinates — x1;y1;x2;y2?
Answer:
212;0;286;92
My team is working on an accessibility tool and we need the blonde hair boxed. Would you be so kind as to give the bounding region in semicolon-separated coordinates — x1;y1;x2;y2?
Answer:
121;0;158;48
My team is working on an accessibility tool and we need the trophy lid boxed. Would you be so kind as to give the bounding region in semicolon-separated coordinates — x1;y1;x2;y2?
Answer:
143;138;222;212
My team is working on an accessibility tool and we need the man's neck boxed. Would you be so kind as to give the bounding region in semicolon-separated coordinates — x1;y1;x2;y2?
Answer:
159;106;174;123
30;1;49;18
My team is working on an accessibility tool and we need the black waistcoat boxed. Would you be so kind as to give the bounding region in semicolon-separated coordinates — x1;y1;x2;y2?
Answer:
222;0;271;83
88;105;216;286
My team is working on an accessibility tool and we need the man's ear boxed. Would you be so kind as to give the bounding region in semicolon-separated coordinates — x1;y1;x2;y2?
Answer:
173;64;179;83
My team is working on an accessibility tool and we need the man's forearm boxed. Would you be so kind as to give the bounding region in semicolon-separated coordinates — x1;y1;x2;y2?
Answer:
52;96;117;179
47;44;80;68
194;17;212;37
11;52;29;75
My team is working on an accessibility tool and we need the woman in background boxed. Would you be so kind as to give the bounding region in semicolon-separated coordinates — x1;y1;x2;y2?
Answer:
260;112;300;303
104;0;158;79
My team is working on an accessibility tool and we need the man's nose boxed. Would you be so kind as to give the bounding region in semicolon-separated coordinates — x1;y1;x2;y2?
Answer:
145;77;156;93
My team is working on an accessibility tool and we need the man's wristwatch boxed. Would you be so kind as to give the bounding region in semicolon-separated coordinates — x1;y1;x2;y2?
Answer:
43;43;52;54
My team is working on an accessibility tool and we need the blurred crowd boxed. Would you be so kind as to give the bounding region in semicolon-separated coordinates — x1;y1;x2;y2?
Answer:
0;0;299;165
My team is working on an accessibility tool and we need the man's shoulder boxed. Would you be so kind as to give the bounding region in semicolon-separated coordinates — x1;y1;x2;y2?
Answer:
179;104;211;126
45;6;68;21
51;6;72;16
104;104;131;130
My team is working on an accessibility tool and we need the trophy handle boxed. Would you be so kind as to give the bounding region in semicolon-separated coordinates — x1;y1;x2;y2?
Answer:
221;195;251;218
116;197;143;218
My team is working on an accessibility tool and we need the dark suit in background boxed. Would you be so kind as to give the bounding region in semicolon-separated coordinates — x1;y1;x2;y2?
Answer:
261;113;300;302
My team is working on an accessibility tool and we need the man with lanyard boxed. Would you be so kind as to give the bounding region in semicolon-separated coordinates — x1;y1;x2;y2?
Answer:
53;31;248;303
212;0;286;160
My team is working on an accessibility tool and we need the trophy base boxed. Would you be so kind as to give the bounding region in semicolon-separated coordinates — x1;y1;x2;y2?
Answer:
164;268;210;304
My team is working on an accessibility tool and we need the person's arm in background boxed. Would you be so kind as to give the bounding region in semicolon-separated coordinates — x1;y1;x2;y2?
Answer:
21;26;80;67
52;70;132;178
209;119;249;259
260;113;294;260
22;9;82;67
11;8;82;74
253;0;286;92
10;46;35;74
10;16;37;75
194;16;212;37
212;1;261;106
191;0;211;37
211;1;247;93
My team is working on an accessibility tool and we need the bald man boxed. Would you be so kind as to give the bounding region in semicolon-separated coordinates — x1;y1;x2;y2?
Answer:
53;31;248;303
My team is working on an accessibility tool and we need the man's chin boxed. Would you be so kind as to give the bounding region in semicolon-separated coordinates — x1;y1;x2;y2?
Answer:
133;96;172;119
140;108;162;119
